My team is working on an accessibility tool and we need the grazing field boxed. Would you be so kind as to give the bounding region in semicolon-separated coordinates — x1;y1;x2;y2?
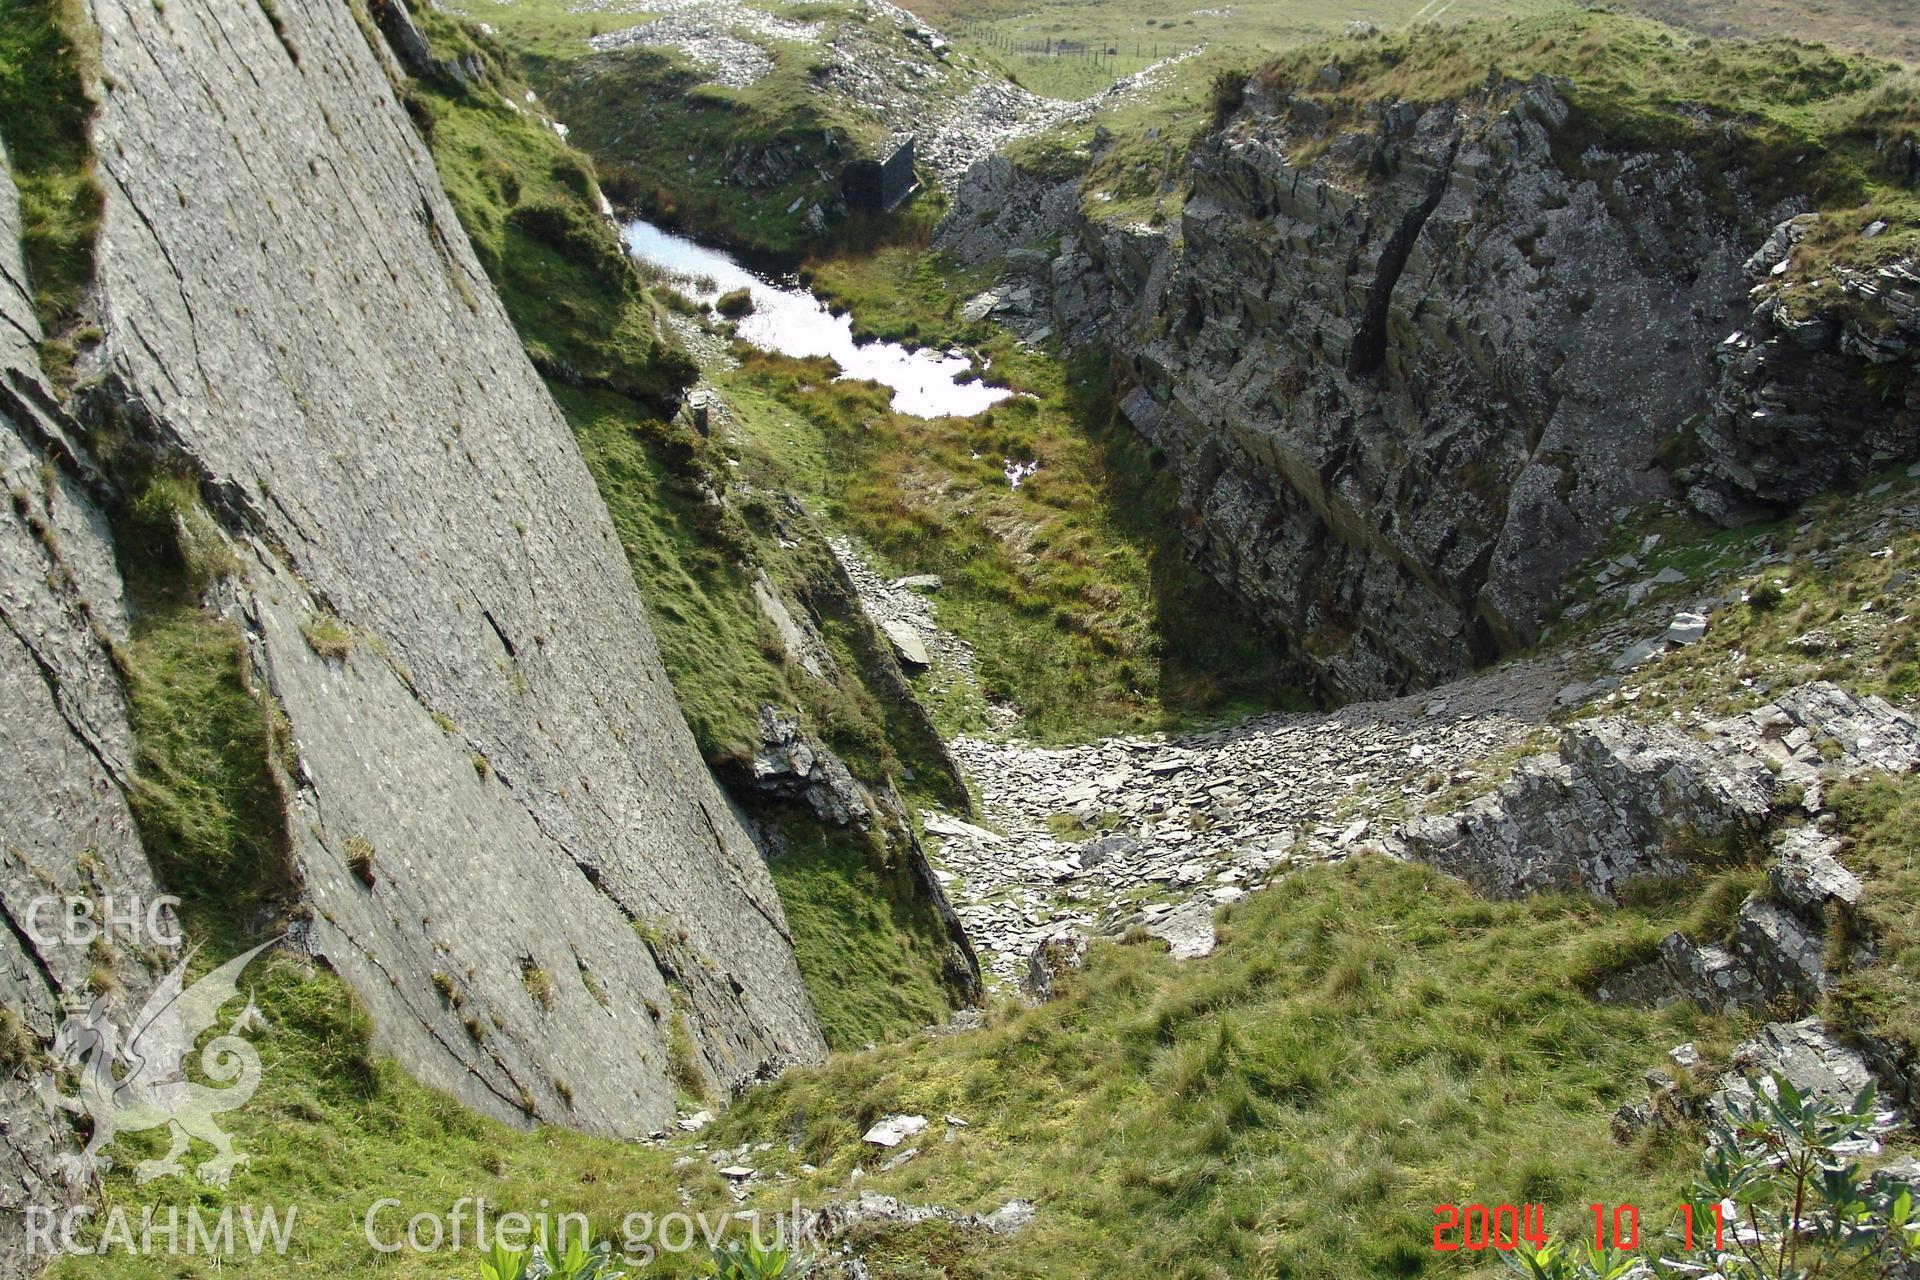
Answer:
1631;0;1920;66
911;0;1566;99
900;0;1918;99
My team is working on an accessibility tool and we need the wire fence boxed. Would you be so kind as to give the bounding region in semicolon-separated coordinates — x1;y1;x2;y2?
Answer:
949;21;1176;76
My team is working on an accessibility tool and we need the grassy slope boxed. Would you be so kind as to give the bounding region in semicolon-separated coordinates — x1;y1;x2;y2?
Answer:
402;8;966;1046
904;0;1564;100
42;853;1753;1279
727;242;1311;742
0;0;102;388
1829;773;1920;1060
902;0;1915;102
714;858;1743;1279
1554;462;1920;716
452;0;899;260
1625;0;1920;68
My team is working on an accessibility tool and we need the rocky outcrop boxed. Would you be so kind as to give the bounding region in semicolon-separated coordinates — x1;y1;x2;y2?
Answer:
70;0;825;1134
943;71;1918;700
750;708;873;826
1405;683;1919;903
0;146;174;1278
1712;1019;1883;1116
1692;234;1920;524
1403;718;1776;901
937;154;1080;269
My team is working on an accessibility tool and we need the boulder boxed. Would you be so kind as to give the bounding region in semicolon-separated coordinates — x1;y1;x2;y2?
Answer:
883;619;933;668
1141;899;1217;960
1023;932;1088;1002
861;1114;930;1148
1665;611;1710;645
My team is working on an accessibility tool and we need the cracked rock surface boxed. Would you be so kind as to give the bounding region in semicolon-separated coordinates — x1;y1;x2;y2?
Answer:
0;145;174;1280
943;71;1917;702
82;0;824;1134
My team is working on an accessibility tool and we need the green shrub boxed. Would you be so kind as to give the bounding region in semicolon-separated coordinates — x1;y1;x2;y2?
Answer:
715;287;755;318
480;1227;625;1280
506;198;615;268
0;0;103;386
343;835;376;887
1208;66;1247;128
1505;1075;1918;1279
300;615;354;660
703;1239;811;1279
0;1006;37;1070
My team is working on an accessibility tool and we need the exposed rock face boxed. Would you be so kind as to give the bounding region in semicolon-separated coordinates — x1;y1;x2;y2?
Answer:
1405;682;1920;904
0;147;175;1279
1105;78;1758;698
1713;1019;1881;1116
78;0;824;1132
751;707;872;826
938;154;1080;269
1403;719;1776;901
1694;232;1920;523
942;75;1917;699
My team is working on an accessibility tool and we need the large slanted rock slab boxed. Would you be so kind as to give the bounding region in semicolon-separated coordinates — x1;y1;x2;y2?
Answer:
83;0;823;1132
0;146;175;1278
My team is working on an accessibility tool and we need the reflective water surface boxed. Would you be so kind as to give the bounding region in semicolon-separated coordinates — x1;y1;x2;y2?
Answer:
621;218;1012;420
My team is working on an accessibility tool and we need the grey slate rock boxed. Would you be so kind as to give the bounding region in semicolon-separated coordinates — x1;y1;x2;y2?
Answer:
750;707;872;825
882;619;932;668
1731;895;1830;1006
1403;718;1774;900
82;0;824;1135
0;145;175;1280
1769;826;1861;927
1712;1018;1879;1119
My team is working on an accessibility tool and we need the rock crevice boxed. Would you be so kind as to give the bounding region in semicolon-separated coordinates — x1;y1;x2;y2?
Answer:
940;73;1917;701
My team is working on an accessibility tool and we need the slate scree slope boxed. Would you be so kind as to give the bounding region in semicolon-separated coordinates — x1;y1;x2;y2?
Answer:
2;0;827;1245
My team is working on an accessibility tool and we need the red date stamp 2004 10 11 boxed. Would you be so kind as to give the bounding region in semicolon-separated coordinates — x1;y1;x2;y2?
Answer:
1432;1202;1727;1253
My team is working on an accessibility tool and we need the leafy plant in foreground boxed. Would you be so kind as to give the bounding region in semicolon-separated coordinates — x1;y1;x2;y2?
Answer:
703;1238;812;1279
1506;1074;1918;1279
479;1227;625;1280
